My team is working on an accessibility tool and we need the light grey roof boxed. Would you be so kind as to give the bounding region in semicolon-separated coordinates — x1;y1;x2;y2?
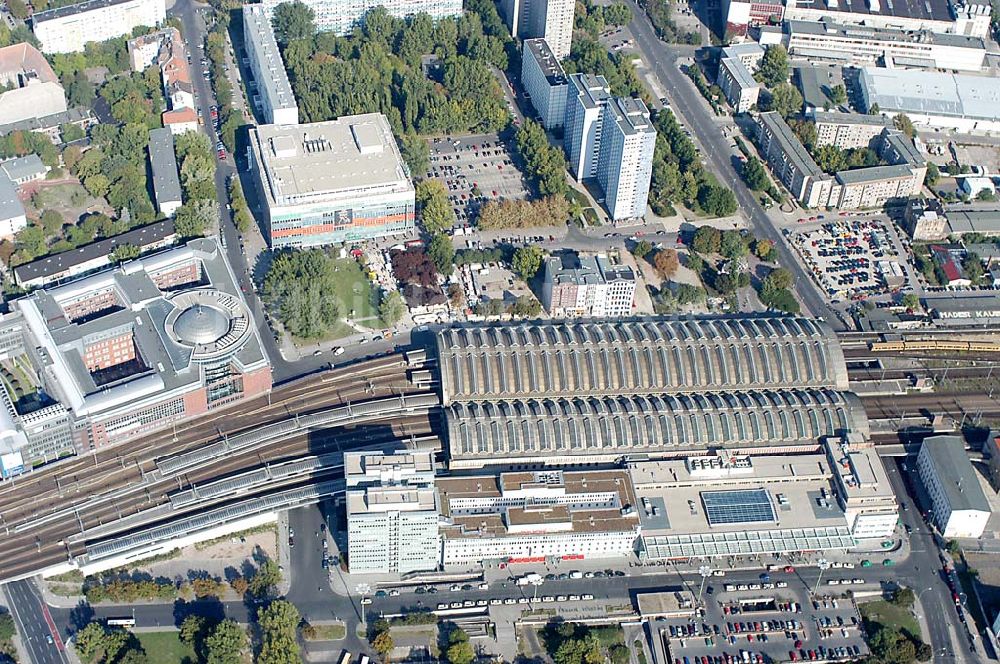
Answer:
446;389;869;461
922;292;1000;313
811;111;892;127
148;128;182;208
835;164;915;184
1;155;46;182
920;435;991;513
945;207;1000;235
860;68;1000;122
0;107;91;137
0;171;24;221
721;57;757;90
435;315;849;404
568;73;611;110
759;112;826;179
786;18;984;48
173;304;231;345
721;43;763;59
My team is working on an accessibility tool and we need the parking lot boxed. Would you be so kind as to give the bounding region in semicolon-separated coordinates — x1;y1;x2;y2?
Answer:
426;134;531;227
787;218;915;302
655;575;869;664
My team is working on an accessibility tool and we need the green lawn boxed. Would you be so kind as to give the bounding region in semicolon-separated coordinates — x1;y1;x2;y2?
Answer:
859;599;921;641
137;631;196;664
306;623;346;641
331;257;383;328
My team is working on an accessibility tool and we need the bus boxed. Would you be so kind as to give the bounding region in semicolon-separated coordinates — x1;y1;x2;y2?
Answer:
338;652;352;664
106;617;135;628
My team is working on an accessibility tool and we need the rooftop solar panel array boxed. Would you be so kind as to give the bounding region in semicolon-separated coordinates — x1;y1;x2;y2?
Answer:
702;489;777;526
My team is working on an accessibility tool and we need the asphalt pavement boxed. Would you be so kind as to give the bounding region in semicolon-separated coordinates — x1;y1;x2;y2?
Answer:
4;579;66;664
620;3;848;331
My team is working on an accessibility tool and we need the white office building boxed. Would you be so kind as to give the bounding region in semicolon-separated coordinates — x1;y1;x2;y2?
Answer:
597;97;655;221
258;0;463;36
824;435;898;539
501;0;574;59
243;6;299;126
32;0;167;54
438;469;641;566
917;435;992;539
345;450;441;575
521;39;568;130
564;73;610;180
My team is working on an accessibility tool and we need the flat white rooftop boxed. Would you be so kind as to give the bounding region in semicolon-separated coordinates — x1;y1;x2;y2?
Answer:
251;113;413;205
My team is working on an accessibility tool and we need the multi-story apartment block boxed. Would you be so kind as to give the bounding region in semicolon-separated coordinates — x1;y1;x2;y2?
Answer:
501;0;574;59
243;6;299;125
917;435;991;538
248;114;416;249
811;111;893;149
32;0;167;54
756;112;834;208
521;39;568;129
597;97;655;221
784;19;987;71
345;450;440;575
541;252;636;317
721;42;764;70
717;57;759;113
258;0;463;36
564;73;611;180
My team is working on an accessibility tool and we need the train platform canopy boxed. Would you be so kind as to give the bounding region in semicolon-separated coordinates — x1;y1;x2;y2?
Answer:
435;315;849;405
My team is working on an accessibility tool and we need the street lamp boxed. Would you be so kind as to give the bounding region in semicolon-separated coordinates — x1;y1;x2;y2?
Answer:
812;559;831;596
697;565;712;606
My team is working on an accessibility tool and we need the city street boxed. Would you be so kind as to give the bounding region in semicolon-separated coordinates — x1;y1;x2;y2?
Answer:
620;2;849;330
3;580;66;664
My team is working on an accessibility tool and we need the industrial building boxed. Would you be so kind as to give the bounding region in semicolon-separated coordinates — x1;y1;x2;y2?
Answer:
248;114;416;249
0;239;271;470
597;97;655;221
438;468;641;565
520;39;568;130
917;435;992;538
32;0;167;54
346;450;440;574
859;67;1000;134
436;316;866;468
541;252;636;318
922;292;1000;326
13;219;178;290
783;19;987;71
243;6;299;125
257;0;463;36
501;0;575;59
0;43;67;126
717;57;760;114
630;451;857;560
810;111;893;150
944;207;1000;237
148;128;182;217
781;0;991;38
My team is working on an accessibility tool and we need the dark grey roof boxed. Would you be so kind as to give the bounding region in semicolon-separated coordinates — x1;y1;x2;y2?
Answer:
803;0;951;22
13;219;177;284
920;435;991;513
446;389;868;461
0;108;91;136
435;315;849;404
32;0;142;22
524;38;567;87
148;128;182;210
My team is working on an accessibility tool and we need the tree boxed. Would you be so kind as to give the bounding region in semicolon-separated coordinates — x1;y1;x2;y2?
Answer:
890;586;916;608
204;619;247;664
868;103;881;115
6;0;28;21
762;267;793;292
272;1;316;44
447;283;465;308
372;630;394;661
379;290;406;326
925;161;940;187
446;639;475;664
257;600;300;664
40;209;63;234
753;238;775;261
827;84;847;106
511;245;544;280
743;157;768;191
399;134;430;176
691;226;722;254
893;113;916;138
74;622;108;662
249;560;282;597
765;83;803;119
109;243;141;264
720;230;748;260
515;120;568;196
963;252;984;283
901;293;920;310
0;612;13;642
756;45;789;87
174;200;216;238
632;240;653;259
653;248;679;278
427;232;455;275
415;179;454;234
179;615;206;646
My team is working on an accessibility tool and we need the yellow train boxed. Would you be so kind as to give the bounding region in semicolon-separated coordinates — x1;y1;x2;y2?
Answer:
870;340;1000;353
